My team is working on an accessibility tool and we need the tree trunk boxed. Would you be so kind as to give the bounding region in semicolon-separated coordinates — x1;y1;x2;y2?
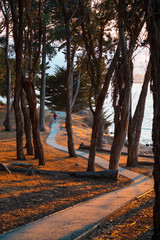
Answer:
109;110;129;170
127;59;151;166
14;65;25;160
21;89;33;155
145;1;160;239
22;0;44;165
65;18;77;157
3;9;12;131
109;12;132;170
87;44;120;171
87;111;100;171
22;75;45;165
96;111;104;149
39;23;46;131
9;0;25;160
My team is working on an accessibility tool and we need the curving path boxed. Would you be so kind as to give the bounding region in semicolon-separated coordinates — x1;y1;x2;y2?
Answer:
0;111;154;240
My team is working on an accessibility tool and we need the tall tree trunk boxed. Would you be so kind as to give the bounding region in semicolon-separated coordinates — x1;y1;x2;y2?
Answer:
39;23;46;131
87;111;100;171
127;59;151;166
1;2;12;131
9;0;25;160
87;45;120;171
64;16;77;157
109;13;132;170
22;74;45;165
109;109;129;169
23;0;45;165
145;1;160;239
14;63;25;160
21;89;33;155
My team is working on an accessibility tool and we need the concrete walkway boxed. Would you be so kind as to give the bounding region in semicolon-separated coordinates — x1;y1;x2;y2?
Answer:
0;111;154;240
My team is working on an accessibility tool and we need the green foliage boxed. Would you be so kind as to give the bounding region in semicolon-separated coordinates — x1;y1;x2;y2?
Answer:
45;66;67;111
36;65;90;111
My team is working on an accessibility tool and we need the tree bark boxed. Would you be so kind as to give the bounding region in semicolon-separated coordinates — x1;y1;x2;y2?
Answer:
62;4;77;157
96;111;104;149
39;22;46;132
145;1;160;239
9;0;25;160
87;45;120;171
21;74;45;165
1;1;12;131
109;13;132;170
4;21;12;131
23;0;45;165
21;89;33;155
127;59;151;166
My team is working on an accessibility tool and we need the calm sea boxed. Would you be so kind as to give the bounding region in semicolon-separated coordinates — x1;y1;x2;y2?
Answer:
104;83;153;144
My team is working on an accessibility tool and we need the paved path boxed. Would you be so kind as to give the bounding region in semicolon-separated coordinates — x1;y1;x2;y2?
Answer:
0;111;154;240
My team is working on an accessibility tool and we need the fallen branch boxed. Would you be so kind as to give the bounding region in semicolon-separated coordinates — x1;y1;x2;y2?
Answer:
0;162;11;174
137;161;154;166
69;170;119;180
7;162;33;168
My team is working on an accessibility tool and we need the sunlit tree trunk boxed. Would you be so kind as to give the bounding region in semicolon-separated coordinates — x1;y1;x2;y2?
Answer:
87;46;120;171
65;22;77;157
23;0;45;165
60;1;77;157
109;13;132;170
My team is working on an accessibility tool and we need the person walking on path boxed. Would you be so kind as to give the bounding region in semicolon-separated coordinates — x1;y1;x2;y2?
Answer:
53;112;57;122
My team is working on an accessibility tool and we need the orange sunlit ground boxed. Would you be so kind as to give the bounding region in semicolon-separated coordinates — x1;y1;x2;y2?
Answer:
0;106;154;238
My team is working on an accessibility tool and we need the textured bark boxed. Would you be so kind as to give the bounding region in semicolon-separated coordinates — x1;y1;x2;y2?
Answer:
87;45;120;171
0;1;12;131
62;2;77;157
39;23;46;132
109;100;130;170
65;33;77;157
145;1;160;239
10;0;44;165
79;1;107;160
22;74;45;165
23;0;45;165
21;89;33;155
96;111;104;149
127;59;151;166
109;13;132;170
9;0;25;160
4;18;12;131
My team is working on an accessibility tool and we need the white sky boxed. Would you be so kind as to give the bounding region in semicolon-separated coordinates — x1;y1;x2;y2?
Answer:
47;47;149;79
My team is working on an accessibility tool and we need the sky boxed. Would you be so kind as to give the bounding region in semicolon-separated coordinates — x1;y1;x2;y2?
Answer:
47;47;150;81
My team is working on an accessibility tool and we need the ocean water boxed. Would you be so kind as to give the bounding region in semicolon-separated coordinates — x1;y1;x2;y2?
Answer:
104;83;153;144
